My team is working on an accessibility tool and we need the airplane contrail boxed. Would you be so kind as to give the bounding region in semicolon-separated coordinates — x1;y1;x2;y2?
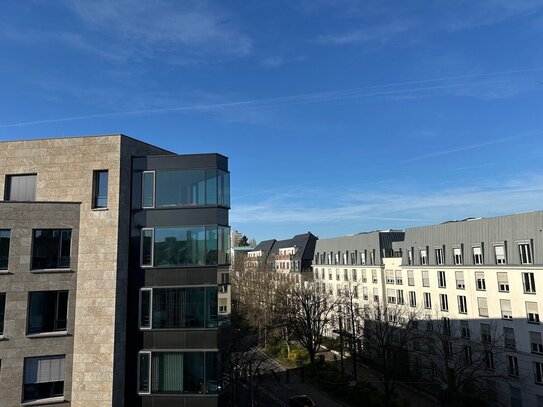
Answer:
0;67;541;129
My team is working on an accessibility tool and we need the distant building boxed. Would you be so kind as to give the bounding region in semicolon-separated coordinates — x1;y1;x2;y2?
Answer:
312;212;543;406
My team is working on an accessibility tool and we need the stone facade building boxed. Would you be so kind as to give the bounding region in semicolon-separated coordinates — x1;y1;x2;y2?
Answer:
0;135;231;407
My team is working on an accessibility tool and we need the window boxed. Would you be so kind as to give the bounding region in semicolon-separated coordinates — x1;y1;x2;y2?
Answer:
477;297;488;317
4;173;36;201
27;291;68;334
484;351;495;370
423;292;432;309
473;246;483;265
395;270;402;285
455;271;465;289
386;270;395;284
481;323;491;343
420;249;427;265
0;230;9;270
530;331;543;354
422;270;429;287
363;286;368;300
370;250;375;265
373;287;379;302
23;355;65;402
461;320;470;339
144;169;230;208
435;247;444;265
407;249;413;266
397;289;404;305
372;270;377;284
387;289;396;304
31;229;71;269
453;247;463;265
442;317;451;335
519;242;533;265
343;269;348;281
475;272;486;291
523;272;536;293
535;361;543;385
343;252;348;265
527;301;540;324
438;271;446;288
439;294;449;311
360;251;366;265
139;287;220;329
458;295;468;314
351;251;357;265
142;171;155;208
507;356;519;377
464;346;472;365
336;269;340;281
500;299;512;319
409;291;416;307
138;351;222;395
92;170;108;208
494;244;506;264
352;269;357;281
141;226;230;267
361;270;367;283
504;327;516;349
0;293;5;336
407;270;414;286
497;272;509;292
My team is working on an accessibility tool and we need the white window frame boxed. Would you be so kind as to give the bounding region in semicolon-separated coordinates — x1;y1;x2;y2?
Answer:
475;272;486;291
535;361;543;384
523;272;536;294
494;243;506;265
497;272;509;292
500;299;512;319
140;228;154;268
409;291;416;307
507;355;519;377
137;351;152;395
453;246;463;265
142;171;156;209
477;297;489;317
472;245;483;265
458;295;467;314
440;293;449;312
518;241;533;265
139;288;153;330
420;249;427;265
455;271;465;289
423;292;432;309
435;247;444;265
438;271;446;288
397;289;404;305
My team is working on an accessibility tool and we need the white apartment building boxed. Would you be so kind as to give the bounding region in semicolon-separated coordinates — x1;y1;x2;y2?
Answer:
312;212;543;407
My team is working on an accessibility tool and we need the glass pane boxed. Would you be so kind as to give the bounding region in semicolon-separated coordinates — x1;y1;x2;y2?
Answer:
94;170;108;208
184;352;204;394
142;172;155;208
0;230;10;269
205;353;220;394
205;169;217;205
206;287;218;328
0;293;5;335
32;230;60;269
55;291;68;331
205;227;218;265
156;170;206;207
138;353;150;393
218;171;230;207
141;230;153;266
28;292;56;334
152;352;185;393
140;290;151;328
218;227;231;265
59;230;71;268
154;227;206;267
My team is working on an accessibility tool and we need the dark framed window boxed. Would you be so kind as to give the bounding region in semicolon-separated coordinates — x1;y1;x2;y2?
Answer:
142;171;155;208
31;229;71;269
142;226;230;267
27;291;68;334
139;286;219;329
92;170;108;209
4;173;36;201
23;355;65;402
138;351;222;395
0;293;5;336
0;230;10;270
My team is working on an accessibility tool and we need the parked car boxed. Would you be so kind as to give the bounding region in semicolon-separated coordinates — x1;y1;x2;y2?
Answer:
289;395;316;407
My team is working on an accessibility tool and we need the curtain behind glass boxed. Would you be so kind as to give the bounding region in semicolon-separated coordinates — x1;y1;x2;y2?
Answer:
152;353;183;393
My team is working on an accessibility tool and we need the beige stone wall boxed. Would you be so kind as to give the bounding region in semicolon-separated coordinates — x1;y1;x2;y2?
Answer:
0;135;170;407
0;202;80;407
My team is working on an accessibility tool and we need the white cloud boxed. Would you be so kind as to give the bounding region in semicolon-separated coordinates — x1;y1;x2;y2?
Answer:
63;0;252;58
314;20;415;45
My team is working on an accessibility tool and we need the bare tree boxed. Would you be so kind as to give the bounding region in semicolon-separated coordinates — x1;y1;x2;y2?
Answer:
277;282;338;372
412;316;508;406
337;281;364;379
362;301;420;407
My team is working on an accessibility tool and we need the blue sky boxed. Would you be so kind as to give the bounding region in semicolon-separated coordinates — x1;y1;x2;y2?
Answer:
1;0;543;242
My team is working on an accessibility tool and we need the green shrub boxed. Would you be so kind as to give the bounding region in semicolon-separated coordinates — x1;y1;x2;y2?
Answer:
287;348;309;366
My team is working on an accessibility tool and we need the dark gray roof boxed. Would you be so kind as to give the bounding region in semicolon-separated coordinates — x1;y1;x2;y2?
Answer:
254;232;318;261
